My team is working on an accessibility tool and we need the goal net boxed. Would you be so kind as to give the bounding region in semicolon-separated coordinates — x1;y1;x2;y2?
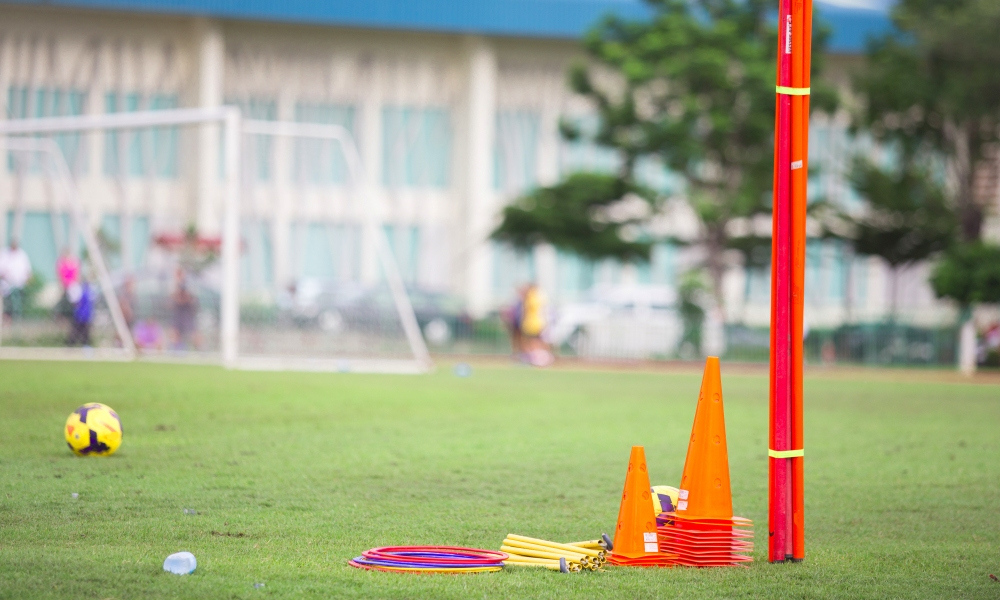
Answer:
0;108;431;373
0;137;135;360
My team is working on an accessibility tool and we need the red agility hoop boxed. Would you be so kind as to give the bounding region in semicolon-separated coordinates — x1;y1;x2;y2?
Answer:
349;546;507;574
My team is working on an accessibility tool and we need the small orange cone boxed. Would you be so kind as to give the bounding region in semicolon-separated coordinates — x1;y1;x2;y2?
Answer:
608;446;675;567
657;357;753;567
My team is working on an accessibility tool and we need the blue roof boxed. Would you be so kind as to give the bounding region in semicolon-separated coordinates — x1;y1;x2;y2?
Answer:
814;4;894;54
3;0;892;53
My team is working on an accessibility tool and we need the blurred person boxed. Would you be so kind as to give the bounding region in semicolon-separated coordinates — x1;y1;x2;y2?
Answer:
171;269;199;350
0;239;32;320
117;275;136;347
501;284;527;358
133;319;164;351
66;277;95;346
56;247;80;289
55;247;80;320
978;321;1000;366
985;322;1000;350
521;283;553;367
118;275;136;330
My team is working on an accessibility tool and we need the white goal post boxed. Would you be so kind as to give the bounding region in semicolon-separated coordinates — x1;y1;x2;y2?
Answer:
0;107;432;373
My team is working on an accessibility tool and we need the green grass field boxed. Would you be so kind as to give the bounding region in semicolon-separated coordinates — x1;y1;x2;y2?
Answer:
1;361;998;599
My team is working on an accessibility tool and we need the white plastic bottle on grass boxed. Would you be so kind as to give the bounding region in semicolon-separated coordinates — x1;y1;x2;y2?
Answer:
163;551;197;575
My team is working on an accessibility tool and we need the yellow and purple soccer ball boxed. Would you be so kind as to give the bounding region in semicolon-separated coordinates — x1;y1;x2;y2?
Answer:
652;485;680;514
65;403;123;456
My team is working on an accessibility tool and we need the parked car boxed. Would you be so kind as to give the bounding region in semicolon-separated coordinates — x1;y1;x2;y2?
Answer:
548;284;682;360
285;279;471;345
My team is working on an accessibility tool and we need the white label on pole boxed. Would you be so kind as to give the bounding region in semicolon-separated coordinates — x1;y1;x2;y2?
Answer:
678;489;689;500
644;542;659;553
677;500;688;511
791;160;804;170
785;15;793;54
643;532;657;543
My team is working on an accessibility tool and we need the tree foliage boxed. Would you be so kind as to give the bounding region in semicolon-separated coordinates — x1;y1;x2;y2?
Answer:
930;242;1000;307
492;0;835;305
492;172;655;262
847;158;956;268
853;0;1000;242
844;154;957;317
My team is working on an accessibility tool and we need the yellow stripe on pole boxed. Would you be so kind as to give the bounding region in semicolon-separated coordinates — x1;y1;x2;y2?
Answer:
775;86;811;96
768;448;804;458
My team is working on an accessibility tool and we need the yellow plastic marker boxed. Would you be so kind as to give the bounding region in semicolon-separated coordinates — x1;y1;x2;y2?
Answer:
566;540;605;550
501;545;579;564
504;556;570;573
508;534;606;559
504;555;560;564
504;562;563;572
503;539;590;562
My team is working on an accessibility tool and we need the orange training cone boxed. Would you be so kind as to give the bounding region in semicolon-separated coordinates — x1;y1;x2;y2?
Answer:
657;357;753;566
678;356;732;519
607;446;675;567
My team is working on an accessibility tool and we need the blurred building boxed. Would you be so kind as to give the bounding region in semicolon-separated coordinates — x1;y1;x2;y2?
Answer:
1;0;967;330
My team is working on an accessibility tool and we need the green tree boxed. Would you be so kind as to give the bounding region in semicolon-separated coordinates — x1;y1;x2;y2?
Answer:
853;0;1000;371
853;0;1000;243
845;156;957;318
492;0;836;308
930;242;1000;308
492;172;655;262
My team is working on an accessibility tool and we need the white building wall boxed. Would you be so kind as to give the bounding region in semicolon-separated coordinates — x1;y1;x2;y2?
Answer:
0;4;977;329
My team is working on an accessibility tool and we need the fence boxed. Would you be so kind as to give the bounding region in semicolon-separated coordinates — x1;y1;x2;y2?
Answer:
431;313;963;368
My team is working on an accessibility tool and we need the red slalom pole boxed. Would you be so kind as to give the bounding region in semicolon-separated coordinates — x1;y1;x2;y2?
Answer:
790;0;814;562
770;0;793;563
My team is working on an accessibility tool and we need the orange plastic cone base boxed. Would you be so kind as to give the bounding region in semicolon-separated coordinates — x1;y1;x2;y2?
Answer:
658;516;753;567
663;358;753;567
608;446;675;567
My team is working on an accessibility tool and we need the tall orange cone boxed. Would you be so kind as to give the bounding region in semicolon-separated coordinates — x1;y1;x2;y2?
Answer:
657;357;753;566
678;356;732;519
607;446;675;567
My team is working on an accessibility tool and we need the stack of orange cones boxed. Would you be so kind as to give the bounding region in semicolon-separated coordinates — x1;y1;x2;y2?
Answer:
607;446;677;567
657;357;754;567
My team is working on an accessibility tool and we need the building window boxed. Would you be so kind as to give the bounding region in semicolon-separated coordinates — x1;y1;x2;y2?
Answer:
99;214;152;271
559;115;621;177
494;110;539;193
383;224;420;285
7;86;87;174
293;103;356;184
5;211;61;283
556;250;594;303
241;220;274;291
226;98;277;181
295;222;361;283
382;107;450;189
493;243;535;303
104;92;179;178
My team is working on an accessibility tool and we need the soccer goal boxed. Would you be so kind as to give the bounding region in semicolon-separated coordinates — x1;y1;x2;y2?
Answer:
0;137;135;360
0;107;431;373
